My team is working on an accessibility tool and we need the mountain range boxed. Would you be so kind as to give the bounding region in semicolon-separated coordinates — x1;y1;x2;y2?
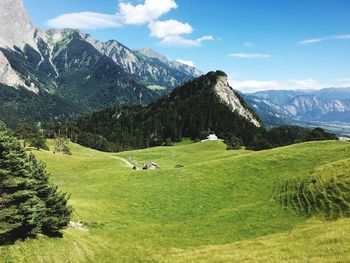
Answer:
244;88;350;127
0;0;201;127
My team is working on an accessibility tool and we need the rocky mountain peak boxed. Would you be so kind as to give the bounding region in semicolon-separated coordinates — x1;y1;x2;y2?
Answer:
138;47;202;78
0;0;42;89
138;48;169;64
208;71;261;127
0;0;42;50
45;29;79;45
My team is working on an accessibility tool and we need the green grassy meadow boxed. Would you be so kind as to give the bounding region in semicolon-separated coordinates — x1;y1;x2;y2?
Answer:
1;139;350;262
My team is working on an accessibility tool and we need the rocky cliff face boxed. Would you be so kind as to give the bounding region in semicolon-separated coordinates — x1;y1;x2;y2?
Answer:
212;73;261;127
0;0;43;89
0;50;27;89
0;0;41;49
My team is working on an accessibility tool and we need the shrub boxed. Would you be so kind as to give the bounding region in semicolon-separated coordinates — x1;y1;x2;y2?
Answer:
164;138;174;146
225;135;242;150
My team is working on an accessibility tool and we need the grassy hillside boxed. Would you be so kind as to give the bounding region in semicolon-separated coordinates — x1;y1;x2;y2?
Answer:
0;140;349;262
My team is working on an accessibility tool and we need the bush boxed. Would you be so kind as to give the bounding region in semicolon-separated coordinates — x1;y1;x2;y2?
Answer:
248;138;272;151
164;138;174;146
29;135;49;151
225;135;242;150
199;131;211;141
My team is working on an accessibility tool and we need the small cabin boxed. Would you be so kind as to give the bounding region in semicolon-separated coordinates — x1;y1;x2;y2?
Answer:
207;134;218;141
142;162;160;170
201;133;220;142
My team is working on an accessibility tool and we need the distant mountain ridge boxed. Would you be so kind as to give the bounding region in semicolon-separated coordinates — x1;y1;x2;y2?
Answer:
284;95;350;122
244;88;350;126
241;94;294;126
137;48;202;78
0;0;202;127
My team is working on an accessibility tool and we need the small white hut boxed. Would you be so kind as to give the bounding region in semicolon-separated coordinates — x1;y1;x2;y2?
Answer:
201;133;220;142
207;134;218;141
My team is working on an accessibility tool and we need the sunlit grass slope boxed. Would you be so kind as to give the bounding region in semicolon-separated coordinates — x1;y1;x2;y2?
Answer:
0;139;349;262
158;218;350;263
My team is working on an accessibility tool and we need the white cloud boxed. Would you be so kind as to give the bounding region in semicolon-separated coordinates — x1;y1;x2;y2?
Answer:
298;34;350;45
244;42;255;48
46;0;213;48
118;0;177;25
228;53;271;59
47;12;122;29
229;80;280;93
298;38;323;45
336;78;350;82
160;35;213;47
148;19;213;47
46;0;177;29
149;20;193;38
228;77;350;93
334;78;350;87
288;79;317;89
176;59;195;67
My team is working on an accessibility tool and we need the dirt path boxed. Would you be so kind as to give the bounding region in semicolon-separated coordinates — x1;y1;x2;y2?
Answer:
111;156;134;168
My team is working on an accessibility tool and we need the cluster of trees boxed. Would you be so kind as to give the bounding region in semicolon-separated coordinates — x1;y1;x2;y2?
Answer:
14;123;72;155
0;122;72;243
41;122;113;152
266;126;338;148
15;123;48;150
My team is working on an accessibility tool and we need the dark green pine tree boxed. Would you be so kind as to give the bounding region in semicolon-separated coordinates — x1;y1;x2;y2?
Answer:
0;123;45;241
0;122;71;242
28;154;72;234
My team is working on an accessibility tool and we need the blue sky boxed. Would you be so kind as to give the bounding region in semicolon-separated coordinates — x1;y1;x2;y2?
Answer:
24;0;350;92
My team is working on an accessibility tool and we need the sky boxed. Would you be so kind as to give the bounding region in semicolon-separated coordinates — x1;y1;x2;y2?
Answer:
24;0;350;93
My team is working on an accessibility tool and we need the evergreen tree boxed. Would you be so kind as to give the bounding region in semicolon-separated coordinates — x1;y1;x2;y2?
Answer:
0;123;71;243
15;123;35;147
0;123;43;241
27;155;72;234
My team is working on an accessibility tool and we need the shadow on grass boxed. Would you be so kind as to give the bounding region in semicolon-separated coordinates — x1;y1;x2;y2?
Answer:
0;231;64;246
